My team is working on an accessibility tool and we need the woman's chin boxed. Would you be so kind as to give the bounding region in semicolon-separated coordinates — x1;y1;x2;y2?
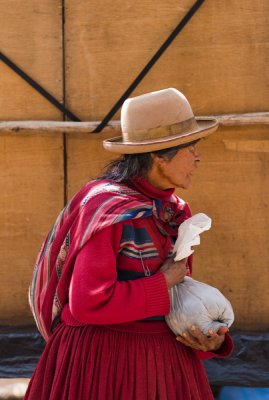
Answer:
177;177;192;190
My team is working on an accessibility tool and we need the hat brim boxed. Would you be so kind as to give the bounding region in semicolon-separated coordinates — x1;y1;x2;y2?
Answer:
103;117;219;154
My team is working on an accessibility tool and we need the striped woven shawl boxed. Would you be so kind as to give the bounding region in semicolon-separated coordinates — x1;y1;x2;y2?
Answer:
29;179;184;341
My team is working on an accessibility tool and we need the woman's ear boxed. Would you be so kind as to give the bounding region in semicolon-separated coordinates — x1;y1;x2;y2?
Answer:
151;153;167;167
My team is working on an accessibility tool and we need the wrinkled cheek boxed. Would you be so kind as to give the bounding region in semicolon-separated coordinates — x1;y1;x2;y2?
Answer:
156;164;167;180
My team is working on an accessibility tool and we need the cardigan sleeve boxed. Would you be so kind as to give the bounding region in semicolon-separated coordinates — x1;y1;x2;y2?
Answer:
69;223;170;325
194;333;234;360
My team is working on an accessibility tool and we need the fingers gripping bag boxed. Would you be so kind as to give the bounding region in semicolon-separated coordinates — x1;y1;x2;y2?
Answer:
165;213;234;335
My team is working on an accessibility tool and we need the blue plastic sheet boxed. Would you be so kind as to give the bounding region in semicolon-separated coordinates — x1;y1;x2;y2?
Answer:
219;386;269;400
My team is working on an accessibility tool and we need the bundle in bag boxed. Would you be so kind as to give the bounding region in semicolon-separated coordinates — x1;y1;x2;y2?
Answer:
165;276;234;336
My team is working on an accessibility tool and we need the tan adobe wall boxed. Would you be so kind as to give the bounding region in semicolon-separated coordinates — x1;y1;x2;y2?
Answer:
0;0;268;330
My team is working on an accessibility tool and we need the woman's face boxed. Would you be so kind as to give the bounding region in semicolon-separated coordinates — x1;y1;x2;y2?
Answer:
149;143;201;190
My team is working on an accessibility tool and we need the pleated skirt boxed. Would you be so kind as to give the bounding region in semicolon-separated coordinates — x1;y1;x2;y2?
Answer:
24;320;214;400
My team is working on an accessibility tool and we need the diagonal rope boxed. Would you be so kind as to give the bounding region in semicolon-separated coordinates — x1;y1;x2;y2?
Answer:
0;51;81;122
94;0;205;132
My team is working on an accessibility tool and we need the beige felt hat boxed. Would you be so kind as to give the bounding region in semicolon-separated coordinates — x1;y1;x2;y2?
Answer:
103;88;218;154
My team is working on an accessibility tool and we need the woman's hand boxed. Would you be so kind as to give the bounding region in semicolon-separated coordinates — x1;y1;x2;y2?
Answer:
160;257;187;289
176;325;228;352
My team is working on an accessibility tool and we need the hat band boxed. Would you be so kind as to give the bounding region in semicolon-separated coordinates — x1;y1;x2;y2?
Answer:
122;117;199;143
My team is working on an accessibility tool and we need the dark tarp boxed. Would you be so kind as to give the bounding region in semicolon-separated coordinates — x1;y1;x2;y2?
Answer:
0;327;269;386
0;326;45;378
204;331;269;387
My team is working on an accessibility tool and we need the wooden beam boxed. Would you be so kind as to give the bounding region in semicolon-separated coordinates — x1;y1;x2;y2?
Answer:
0;112;268;136
215;112;269;127
0;121;121;138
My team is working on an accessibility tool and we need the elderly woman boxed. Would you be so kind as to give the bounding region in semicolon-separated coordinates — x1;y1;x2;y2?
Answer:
26;88;233;400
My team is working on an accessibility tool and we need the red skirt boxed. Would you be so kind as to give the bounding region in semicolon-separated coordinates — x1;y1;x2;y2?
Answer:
24;320;214;400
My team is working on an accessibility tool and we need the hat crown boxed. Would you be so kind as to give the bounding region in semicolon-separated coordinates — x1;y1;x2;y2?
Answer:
121;88;194;135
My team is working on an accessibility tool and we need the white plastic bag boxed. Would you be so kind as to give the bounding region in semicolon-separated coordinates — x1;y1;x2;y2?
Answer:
165;212;234;335
174;213;212;261
165;276;234;335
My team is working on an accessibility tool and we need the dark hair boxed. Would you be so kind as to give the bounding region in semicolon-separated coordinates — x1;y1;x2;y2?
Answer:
99;139;200;182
